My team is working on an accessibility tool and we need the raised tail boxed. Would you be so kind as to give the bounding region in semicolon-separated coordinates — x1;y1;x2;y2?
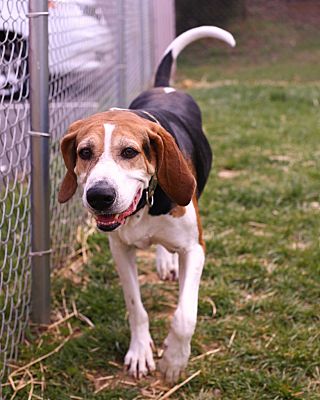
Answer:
154;26;236;87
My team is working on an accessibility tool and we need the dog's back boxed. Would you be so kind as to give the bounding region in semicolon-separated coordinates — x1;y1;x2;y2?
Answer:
130;88;211;206
129;26;236;205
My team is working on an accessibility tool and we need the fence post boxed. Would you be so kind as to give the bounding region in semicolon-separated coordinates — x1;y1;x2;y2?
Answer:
117;0;126;107
148;0;155;79
148;0;156;74
139;0;145;90
28;0;51;324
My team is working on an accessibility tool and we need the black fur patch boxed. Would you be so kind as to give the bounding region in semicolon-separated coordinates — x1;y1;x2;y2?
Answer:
142;139;151;162
154;51;174;87
130;87;212;216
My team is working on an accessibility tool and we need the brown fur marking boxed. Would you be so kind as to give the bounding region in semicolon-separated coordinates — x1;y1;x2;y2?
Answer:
169;205;186;218
192;195;205;250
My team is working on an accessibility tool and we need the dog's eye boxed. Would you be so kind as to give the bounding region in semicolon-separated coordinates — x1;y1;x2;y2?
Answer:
79;147;92;160
121;147;139;159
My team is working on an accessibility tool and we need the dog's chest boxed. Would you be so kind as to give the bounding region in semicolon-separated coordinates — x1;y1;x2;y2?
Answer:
115;210;157;249
111;203;199;252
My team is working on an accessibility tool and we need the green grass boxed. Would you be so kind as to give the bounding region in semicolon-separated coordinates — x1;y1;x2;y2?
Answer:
4;16;320;400
177;18;320;83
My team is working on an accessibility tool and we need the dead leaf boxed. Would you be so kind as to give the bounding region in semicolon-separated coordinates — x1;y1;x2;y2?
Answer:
218;170;241;179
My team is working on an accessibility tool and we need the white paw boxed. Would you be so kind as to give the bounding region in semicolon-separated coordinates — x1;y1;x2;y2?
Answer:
159;333;191;383
124;335;156;379
156;245;179;281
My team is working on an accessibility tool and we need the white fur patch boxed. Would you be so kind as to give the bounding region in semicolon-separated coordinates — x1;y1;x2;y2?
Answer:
103;123;114;158
109;107;129;111
164;26;236;60
109;236;155;379
84;123;116;187
163;87;176;94
156;245;179;280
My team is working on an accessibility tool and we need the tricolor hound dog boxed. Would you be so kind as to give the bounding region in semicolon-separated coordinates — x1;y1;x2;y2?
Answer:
58;26;235;383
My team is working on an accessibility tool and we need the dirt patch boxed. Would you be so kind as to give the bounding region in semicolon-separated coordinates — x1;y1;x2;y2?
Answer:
247;0;320;26
218;169;242;179
89;368;172;397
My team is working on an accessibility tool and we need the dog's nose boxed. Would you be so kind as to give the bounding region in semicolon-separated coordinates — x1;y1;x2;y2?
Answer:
86;185;116;211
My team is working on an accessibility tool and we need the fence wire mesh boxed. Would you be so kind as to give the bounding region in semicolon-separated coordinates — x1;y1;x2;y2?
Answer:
49;0;121;267
0;0;175;394
49;0;172;267
0;0;31;393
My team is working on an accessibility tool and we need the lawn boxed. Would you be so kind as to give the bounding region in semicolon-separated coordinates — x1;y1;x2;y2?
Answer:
4;16;320;400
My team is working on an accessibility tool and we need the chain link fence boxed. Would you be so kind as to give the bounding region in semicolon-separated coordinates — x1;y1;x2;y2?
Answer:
0;0;175;394
0;0;31;391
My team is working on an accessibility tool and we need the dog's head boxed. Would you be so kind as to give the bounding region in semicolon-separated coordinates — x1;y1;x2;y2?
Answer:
58;110;196;231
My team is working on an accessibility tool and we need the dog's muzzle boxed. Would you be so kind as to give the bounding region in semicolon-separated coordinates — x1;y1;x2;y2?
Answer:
86;185;143;232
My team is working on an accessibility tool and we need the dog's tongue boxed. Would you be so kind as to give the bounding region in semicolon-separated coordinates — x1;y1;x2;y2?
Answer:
96;214;120;225
95;205;133;226
95;189;141;227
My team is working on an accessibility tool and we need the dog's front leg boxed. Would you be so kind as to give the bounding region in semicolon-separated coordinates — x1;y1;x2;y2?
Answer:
109;236;155;378
159;243;204;383
156;245;179;281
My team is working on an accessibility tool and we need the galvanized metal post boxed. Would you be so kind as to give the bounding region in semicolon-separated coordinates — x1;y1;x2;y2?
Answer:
139;0;145;90
117;0;126;107
148;0;155;74
28;0;50;323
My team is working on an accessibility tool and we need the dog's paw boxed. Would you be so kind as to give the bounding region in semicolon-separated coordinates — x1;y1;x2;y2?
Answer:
159;333;190;383
156;245;179;281
124;335;156;379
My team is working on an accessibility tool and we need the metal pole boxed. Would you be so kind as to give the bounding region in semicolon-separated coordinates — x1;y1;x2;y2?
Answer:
148;0;155;73
139;0;145;90
117;0;126;107
28;0;50;323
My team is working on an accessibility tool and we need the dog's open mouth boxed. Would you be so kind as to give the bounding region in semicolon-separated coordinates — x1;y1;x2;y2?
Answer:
95;188;142;232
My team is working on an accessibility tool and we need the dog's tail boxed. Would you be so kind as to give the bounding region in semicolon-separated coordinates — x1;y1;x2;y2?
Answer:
154;26;236;87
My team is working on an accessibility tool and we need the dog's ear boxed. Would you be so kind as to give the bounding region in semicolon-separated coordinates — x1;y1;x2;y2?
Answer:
58;120;82;203
147;123;196;206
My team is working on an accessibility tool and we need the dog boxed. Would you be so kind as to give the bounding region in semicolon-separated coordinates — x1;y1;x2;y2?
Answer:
58;26;235;383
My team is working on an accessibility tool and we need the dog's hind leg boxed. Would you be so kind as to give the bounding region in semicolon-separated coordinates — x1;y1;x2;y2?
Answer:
156;245;179;281
159;243;204;383
109;236;155;379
